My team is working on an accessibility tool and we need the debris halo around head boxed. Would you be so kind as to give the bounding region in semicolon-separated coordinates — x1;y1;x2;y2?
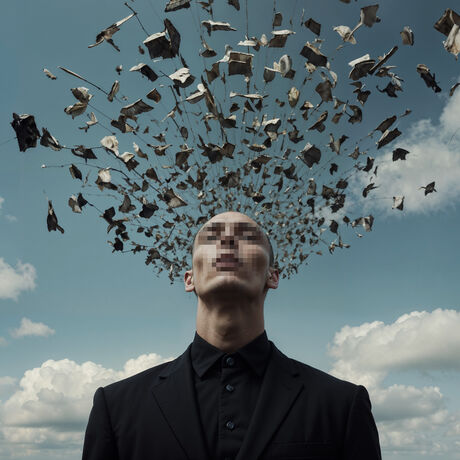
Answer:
11;1;455;282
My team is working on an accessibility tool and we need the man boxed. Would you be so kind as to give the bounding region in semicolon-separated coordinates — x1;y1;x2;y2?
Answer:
82;211;381;460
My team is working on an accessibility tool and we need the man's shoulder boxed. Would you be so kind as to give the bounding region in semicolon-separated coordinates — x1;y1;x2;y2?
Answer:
102;349;186;397
275;346;359;397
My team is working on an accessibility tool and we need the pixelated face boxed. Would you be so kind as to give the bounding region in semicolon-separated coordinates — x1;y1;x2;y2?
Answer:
186;212;275;298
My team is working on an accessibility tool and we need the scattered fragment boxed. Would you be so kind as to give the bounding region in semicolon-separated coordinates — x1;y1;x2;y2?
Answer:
11;113;40;152
88;13;135;51
47;200;64;233
43;68;57;80
417;64;441;92
400;26;414;45
420;181;437;195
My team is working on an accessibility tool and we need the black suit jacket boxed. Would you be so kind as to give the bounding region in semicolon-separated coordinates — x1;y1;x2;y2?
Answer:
82;341;381;460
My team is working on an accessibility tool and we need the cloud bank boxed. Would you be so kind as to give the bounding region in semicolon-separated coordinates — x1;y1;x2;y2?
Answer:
350;86;460;216
0;352;174;458
329;308;460;457
0;258;37;301
10;318;55;339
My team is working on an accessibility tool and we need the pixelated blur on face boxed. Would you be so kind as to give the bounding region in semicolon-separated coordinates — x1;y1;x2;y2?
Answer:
196;221;267;273
191;213;271;297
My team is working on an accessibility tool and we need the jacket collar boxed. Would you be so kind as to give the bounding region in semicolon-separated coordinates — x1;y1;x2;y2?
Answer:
190;329;271;378
151;341;304;460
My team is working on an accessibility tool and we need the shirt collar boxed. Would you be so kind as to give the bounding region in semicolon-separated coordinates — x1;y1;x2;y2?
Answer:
191;330;271;378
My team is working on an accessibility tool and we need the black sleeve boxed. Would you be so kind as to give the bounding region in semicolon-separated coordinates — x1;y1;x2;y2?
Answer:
82;387;119;460
343;385;381;460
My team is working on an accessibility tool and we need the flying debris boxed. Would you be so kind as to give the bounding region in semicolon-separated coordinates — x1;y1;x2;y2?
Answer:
301;42;328;67
88;13;135;51
392;196;404;210
47;200;64;233
108;81;120;102
377;128;401;149
201;20;236;35
400;26;414;45
392;148;409;161
434;9;460;58
43;68;57;80
165;0;190;12
129;63;158;81
305;18;321;36
11;113;40;152
40;128;62;150
79;112;98;132
416;64;441;93
420;181;437;195
450;82;460;96
348;54;375;80
12;0;453;280
333;25;357;44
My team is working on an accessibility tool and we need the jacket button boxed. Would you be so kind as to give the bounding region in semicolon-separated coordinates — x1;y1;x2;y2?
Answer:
225;384;234;392
225;420;235;430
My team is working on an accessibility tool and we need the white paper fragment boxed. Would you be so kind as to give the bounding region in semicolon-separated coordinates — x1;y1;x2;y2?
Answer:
400;26;414;45
288;87;300;107
392;196;404;211
108;80;120;102
359;5;380;28
268;29;295;48
98;168;112;183
229;91;264;100
273;54;293;77
129;63;158;81
201;20;236;35
165;0;190;12
169;67;195;87
444;24;460;58
333;25;357;44
64;102;88;118
43;68;57;80
348;54;375;80
100;135;119;156
120;99;153;120
186;83;207;103
71;87;93;103
120;152;135;163
68;195;82;213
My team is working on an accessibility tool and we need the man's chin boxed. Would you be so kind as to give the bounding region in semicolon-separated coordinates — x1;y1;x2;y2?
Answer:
201;273;255;298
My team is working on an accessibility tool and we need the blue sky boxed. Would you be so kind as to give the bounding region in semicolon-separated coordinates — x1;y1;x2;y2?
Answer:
1;0;459;459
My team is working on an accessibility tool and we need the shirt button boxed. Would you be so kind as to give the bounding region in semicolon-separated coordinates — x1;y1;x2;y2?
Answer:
225;356;235;367
225;420;235;430
225;384;234;392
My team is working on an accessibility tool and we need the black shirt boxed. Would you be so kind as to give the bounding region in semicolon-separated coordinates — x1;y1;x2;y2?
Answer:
190;330;272;460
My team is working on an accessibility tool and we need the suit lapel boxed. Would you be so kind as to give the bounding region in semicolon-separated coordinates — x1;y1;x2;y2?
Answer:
236;342;304;460
151;344;209;460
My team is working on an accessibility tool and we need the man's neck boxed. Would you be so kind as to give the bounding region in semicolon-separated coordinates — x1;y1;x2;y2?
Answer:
195;298;265;353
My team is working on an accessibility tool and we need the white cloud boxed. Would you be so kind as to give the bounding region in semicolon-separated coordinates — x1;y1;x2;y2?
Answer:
0;352;175;456
0;197;4;210
0;258;37;301
4;215;17;223
0;377;16;388
328;308;460;457
329;309;460;386
0;337;6;346
10;318;55;339
350;86;460;215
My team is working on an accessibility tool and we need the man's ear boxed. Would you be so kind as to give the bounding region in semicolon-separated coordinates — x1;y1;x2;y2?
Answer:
266;267;279;290
184;269;195;293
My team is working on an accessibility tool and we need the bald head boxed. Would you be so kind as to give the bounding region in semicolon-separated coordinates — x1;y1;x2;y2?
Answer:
191;211;275;268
